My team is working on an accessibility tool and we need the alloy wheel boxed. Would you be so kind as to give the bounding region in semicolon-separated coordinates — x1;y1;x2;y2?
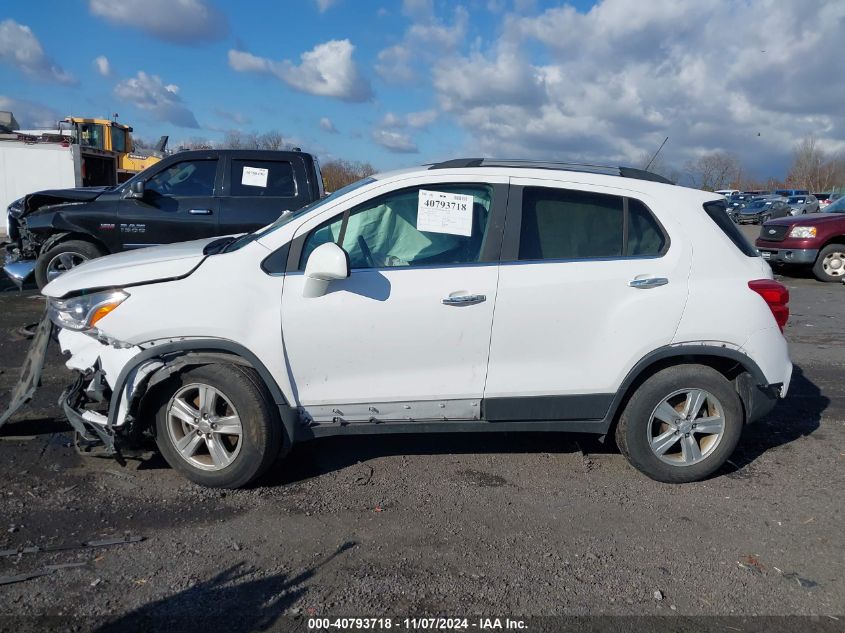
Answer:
166;383;243;471
647;388;725;466
46;251;87;281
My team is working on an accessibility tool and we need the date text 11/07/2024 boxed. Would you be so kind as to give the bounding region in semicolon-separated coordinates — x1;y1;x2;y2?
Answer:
307;618;528;630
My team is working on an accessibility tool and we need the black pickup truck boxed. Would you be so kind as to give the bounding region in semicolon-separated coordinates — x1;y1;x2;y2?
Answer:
4;149;324;288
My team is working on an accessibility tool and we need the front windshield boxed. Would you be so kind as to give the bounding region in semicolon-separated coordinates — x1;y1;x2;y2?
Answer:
823;196;845;213
787;196;805;204
224;176;376;252
747;200;769;209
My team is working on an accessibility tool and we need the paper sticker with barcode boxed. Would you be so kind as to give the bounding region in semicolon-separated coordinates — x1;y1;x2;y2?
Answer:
416;190;473;237
242;166;268;188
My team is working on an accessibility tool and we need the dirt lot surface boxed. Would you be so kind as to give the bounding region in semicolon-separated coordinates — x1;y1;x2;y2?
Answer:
0;227;843;632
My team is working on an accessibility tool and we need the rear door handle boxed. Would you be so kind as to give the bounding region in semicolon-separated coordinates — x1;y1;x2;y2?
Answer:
188;208;213;215
442;294;486;306
629;277;668;289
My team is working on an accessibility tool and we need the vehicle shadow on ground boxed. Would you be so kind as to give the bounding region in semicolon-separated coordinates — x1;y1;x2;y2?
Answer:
263;431;584;487
92;541;355;633
715;364;827;477
261;364;827;487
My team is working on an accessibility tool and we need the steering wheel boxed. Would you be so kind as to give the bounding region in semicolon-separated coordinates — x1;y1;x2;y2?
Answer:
357;235;376;268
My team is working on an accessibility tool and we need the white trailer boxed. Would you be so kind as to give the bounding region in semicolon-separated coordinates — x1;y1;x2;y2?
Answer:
1;140;80;229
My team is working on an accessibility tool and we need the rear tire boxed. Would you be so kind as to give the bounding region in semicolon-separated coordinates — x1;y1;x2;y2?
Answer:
812;243;845;282
615;365;743;483
152;364;284;488
35;239;105;289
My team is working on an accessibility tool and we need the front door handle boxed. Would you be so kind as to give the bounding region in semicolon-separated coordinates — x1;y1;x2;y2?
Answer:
442;294;487;306
629;277;669;289
188;208;213;215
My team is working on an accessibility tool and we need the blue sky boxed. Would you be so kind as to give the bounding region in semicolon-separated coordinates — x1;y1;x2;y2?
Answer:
1;0;843;178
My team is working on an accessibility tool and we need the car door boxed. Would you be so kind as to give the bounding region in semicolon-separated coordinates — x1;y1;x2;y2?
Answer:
483;179;692;421
280;176;508;422
117;156;221;249
218;154;314;235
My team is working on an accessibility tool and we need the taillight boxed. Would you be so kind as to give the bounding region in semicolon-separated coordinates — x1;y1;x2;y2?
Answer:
748;279;789;331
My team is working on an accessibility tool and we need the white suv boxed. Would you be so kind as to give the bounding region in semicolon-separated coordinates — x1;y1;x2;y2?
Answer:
16;159;793;488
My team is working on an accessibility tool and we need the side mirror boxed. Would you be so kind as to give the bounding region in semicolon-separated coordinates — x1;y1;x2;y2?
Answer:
303;242;350;298
127;181;145;199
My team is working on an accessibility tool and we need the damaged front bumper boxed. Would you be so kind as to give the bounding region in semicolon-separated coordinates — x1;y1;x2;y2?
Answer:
0;310;162;457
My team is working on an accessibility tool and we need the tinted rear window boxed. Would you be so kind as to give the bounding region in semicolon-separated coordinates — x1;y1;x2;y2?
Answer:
703;200;757;257
230;159;296;197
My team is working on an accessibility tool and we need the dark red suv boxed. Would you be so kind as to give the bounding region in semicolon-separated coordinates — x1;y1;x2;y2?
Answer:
755;195;845;282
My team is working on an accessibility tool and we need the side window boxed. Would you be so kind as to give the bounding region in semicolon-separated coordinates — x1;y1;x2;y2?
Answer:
518;187;667;261
628;199;667;256
146;160;218;197
230;159;296;197
519;188;623;260
301;185;493;269
111;127;127;153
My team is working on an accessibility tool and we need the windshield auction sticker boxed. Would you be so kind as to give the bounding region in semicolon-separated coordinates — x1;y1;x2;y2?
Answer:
242;166;269;188
417;189;473;237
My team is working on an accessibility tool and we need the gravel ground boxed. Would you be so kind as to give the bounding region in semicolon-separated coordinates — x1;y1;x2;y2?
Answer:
0;227;843;632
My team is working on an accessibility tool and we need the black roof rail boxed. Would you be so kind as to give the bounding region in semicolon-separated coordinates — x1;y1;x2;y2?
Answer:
427;158;674;185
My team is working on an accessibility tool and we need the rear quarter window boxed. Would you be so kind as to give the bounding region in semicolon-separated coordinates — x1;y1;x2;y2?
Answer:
230;159;296;197
702;199;758;257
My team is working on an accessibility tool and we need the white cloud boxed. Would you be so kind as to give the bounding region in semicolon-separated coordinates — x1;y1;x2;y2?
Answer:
89;0;228;44
375;45;414;83
0;95;61;128
114;71;199;128
375;6;467;85
380;110;438;129
315;0;337;12
228;40;372;102
372;128;418;153
0;20;75;84
214;109;251;125
320;117;338;133
93;55;111;77
431;0;845;177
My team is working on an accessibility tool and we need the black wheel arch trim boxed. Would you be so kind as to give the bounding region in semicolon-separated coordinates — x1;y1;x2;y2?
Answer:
604;343;772;428
106;339;297;442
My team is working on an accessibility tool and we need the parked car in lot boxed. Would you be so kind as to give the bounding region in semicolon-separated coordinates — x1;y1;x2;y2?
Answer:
775;188;809;198
715;189;741;198
814;193;832;208
3;159;792;488
4;149;324;288
786;194;819;215
756;195;845;281
735;198;791;224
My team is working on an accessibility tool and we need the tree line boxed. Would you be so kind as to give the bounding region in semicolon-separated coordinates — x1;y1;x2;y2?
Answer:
641;134;845;193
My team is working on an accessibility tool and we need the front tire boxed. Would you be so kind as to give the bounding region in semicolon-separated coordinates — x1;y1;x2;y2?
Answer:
615;365;743;483
152;364;284;488
35;239;105;289
812;243;845;282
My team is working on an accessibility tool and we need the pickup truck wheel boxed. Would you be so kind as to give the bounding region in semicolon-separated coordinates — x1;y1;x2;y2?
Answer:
153;364;284;488
35;240;105;288
615;365;743;483
812;243;845;282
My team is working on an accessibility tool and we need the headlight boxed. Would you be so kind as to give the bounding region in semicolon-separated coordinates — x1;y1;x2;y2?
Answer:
7;197;25;219
48;289;129;331
788;226;817;239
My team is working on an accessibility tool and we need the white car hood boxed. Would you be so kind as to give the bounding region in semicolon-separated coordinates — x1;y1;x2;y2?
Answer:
42;237;218;298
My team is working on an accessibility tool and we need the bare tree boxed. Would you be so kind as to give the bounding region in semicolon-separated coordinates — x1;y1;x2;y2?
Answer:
786;135;845;192
258;130;286;150
684;152;741;191
178;136;214;150
221;130;259;149
321;159;377;192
